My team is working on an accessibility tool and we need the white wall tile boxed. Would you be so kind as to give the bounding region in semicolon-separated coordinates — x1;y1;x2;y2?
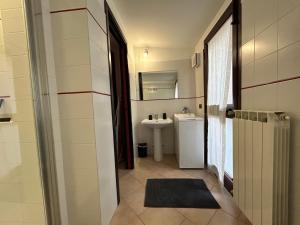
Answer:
50;0;86;11
65;167;101;225
87;0;107;33
11;77;33;100
91;65;110;94
87;14;110;94
241;89;253;110
10;55;30;78
242;39;254;65
58;94;93;119
56;65;92;92
53;37;90;67
22;203;45;223
277;79;300;113
252;84;277;111
0;183;21;202
254;0;277;35
0;0;22;10
51;11;88;40
254;52;277;85
17;122;37;143
241;61;254;88
13;99;35;122
0;202;22;222
278;5;300;49
278;41;300;80
278;0;300;18
1;8;25;33
63;143;97;170
242;0;255;45
92;94;117;225
255;24;277;59
61;119;95;144
3;32;27;56
0;76;13;96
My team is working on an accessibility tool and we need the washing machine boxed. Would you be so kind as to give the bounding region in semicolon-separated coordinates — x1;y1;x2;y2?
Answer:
174;113;204;168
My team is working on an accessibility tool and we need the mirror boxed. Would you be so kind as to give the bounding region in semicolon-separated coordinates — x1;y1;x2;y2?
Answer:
138;71;178;100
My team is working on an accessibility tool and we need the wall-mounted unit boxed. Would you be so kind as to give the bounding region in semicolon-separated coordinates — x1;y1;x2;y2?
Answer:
233;110;290;225
191;53;201;68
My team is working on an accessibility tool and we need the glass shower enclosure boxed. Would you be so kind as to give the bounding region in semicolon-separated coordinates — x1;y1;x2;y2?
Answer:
0;0;62;224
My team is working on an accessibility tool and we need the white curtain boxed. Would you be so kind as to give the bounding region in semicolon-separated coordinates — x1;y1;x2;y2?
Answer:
207;17;232;183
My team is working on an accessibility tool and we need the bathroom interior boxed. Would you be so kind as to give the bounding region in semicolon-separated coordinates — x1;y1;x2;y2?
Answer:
0;0;299;225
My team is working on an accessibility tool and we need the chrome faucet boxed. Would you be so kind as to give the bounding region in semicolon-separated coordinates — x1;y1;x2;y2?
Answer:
181;107;190;114
154;114;159;120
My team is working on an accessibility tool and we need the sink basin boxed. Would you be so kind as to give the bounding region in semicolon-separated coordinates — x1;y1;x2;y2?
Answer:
174;113;196;118
141;118;173;128
141;118;173;161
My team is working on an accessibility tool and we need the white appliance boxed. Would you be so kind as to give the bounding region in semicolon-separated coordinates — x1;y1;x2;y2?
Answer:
174;113;204;168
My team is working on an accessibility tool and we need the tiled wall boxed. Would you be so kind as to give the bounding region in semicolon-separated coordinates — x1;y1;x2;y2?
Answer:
241;0;300;223
50;0;117;224
0;1;47;225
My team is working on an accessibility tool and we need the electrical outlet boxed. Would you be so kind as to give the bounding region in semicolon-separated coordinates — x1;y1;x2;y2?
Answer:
199;104;202;109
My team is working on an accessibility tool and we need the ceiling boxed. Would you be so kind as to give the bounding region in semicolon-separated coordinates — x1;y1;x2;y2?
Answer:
112;0;225;49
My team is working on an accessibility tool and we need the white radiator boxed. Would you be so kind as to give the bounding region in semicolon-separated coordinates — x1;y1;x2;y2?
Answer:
233;110;290;225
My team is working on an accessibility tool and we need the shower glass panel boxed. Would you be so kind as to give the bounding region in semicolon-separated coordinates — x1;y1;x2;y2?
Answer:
0;1;49;224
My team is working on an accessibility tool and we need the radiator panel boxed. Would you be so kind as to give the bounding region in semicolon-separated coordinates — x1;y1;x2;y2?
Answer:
253;121;263;225
233;111;290;225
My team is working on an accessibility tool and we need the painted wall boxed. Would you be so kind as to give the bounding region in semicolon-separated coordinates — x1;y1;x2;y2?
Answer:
134;47;198;155
49;0;117;224
0;1;47;224
194;0;300;224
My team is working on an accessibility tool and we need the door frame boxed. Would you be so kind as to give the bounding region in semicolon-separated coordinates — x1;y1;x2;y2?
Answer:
105;2;135;203
203;0;241;193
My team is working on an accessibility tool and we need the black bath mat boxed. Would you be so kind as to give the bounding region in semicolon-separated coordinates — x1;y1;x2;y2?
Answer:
144;179;220;208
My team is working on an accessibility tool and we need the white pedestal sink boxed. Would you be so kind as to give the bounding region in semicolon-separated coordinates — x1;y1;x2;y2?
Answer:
141;118;173;161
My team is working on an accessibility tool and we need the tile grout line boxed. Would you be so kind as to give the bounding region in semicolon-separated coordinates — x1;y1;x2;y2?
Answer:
206;210;218;225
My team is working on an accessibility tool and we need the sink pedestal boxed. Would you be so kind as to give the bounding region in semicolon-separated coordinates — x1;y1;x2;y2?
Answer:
153;128;162;161
141;118;173;162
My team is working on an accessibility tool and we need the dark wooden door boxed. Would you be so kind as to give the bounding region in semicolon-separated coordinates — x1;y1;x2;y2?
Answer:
110;33;126;166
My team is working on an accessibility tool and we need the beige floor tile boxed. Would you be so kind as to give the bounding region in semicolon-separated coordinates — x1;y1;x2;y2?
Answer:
110;202;144;225
202;173;218;187
208;210;245;225
182;169;209;179
112;156;246;225
238;212;252;225
119;174;144;197
140;208;185;225
180;219;196;225
160;169;193;179
118;169;130;178
130;167;165;186
211;187;241;218
177;208;216;225
122;187;147;215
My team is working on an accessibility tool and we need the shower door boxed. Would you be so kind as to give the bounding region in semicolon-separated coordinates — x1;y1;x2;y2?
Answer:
0;0;62;224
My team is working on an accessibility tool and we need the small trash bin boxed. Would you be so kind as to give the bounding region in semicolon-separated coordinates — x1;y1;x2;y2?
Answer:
138;143;148;158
